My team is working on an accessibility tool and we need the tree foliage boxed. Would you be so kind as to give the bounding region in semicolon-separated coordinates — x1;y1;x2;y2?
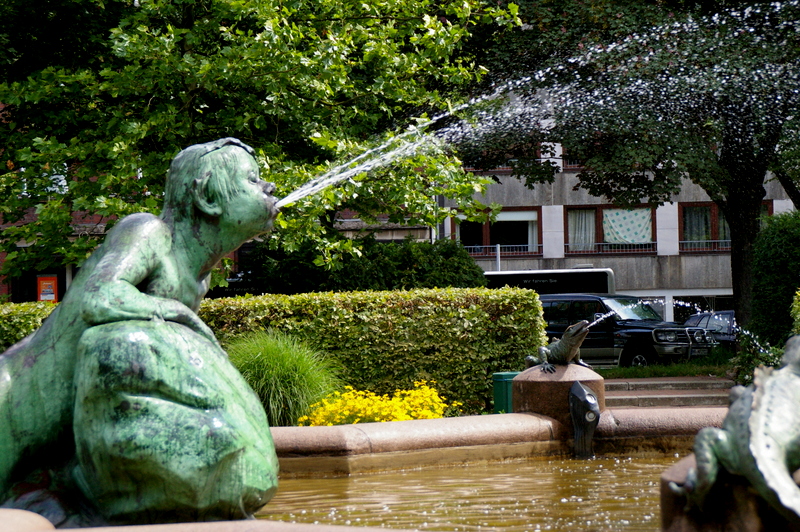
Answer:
215;235;487;295
453;0;800;325
750;211;800;346
0;0;517;279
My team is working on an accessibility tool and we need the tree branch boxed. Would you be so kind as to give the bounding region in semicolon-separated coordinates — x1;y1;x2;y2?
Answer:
774;169;800;209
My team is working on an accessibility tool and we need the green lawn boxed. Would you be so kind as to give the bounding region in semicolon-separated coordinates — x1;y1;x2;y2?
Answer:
595;346;735;380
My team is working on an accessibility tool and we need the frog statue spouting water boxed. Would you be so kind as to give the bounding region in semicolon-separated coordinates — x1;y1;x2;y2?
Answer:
670;334;800;525
0;139;280;526
525;320;592;374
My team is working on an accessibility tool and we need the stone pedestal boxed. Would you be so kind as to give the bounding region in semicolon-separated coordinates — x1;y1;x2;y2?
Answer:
511;364;605;428
661;455;800;531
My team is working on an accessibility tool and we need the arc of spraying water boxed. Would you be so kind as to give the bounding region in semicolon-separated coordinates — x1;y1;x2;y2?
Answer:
275;79;536;209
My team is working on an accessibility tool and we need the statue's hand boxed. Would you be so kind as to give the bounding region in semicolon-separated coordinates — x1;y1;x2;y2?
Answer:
540;362;556;374
668;468;699;511
156;299;220;348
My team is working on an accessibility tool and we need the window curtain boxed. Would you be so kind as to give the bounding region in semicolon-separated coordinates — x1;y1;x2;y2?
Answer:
528;220;538;252
683;206;711;241
602;209;652;243
719;213;730;241
568;210;595;251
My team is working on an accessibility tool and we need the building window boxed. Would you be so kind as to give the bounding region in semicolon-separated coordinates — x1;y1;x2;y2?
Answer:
560;148;584;171
456;209;541;256
679;202;771;252
680;203;730;252
565;206;655;254
567;209;596;252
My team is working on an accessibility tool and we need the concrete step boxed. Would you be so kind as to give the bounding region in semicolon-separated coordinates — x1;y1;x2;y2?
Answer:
605;388;731;408
604;376;735;392
603;376;735;408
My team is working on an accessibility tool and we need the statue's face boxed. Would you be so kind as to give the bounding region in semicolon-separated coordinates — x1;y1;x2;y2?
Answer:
223;154;279;237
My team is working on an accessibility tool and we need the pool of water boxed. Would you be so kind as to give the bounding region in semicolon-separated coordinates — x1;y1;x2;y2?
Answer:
258;454;682;531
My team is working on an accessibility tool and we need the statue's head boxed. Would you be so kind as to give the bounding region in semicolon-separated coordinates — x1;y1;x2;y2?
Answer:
564;320;590;344
782;335;800;370
163;138;278;235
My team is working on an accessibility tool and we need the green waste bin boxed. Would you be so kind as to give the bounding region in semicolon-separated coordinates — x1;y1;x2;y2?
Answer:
492;372;520;414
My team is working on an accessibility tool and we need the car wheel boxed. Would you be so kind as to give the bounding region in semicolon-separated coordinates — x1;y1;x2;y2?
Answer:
621;343;656;367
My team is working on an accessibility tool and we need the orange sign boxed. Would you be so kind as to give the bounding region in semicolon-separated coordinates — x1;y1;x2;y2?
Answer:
37;276;58;303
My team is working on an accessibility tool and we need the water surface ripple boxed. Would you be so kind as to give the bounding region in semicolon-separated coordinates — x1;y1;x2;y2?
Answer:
259;455;682;531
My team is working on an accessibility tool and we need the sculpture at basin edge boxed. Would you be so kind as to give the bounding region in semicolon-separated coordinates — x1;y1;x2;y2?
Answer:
0;138;280;525
525;320;591;373
670;335;800;525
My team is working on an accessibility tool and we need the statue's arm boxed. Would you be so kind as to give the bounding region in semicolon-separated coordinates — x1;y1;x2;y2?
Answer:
538;345;556;373
80;216;216;342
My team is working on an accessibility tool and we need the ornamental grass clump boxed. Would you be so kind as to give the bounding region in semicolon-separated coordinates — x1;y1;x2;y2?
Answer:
297;381;460;426
226;330;343;427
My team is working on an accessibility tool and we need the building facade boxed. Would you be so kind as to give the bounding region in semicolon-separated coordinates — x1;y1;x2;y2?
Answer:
445;162;794;322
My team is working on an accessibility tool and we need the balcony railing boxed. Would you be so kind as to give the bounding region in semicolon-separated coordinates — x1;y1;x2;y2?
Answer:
679;240;732;252
465;244;542;257
565;242;657;254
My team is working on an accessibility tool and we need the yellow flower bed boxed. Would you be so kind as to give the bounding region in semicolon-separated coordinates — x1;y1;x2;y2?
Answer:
297;381;461;426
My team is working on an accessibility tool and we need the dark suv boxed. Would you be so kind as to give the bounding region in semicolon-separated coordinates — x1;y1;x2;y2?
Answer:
539;294;716;367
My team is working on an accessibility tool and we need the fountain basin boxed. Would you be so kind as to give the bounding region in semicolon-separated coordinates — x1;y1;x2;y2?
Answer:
4;407;725;531
273;407;726;477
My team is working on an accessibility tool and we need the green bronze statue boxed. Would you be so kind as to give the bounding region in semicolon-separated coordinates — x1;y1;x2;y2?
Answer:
525;320;592;373
670;335;800;525
0;138;280;525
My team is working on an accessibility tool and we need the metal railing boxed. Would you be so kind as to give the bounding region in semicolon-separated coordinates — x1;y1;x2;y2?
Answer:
565;242;657;254
679;240;732;252
465;244;543;257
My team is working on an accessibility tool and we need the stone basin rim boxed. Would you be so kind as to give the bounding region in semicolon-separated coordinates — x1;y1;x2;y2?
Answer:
4;406;727;531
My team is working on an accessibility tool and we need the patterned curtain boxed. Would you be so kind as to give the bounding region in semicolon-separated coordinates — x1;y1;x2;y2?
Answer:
603;209;652;243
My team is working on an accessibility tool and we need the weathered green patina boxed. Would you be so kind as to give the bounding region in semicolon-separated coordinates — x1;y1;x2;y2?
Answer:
525;320;591;373
0;138;280;524
670;335;800;525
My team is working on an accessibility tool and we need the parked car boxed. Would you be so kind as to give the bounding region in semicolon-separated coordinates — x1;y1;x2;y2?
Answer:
539;293;716;367
684;310;736;347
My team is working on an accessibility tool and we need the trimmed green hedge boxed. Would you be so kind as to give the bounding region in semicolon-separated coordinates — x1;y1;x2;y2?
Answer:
200;288;546;414
0;289;546;414
0;302;56;351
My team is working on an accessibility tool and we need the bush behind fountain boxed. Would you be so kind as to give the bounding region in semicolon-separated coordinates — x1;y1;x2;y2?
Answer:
201;287;546;414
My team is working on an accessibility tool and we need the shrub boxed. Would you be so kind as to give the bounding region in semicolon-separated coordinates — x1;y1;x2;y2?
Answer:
792;289;800;336
225;330;343;427
730;330;784;385
298;381;460;426
0;288;545;415
200;287;546;414
214;235;487;295
0;302;56;351
750;210;800;345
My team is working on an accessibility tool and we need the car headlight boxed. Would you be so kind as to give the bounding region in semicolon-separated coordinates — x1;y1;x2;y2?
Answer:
704;331;715;343
656;331;677;342
693;330;705;343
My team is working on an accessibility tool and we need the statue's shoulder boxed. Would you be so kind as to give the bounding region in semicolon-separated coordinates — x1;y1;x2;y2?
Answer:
112;212;167;231
106;213;172;245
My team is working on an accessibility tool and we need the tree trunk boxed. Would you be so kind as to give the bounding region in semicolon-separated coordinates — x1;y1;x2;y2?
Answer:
720;194;762;328
716;148;771;329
